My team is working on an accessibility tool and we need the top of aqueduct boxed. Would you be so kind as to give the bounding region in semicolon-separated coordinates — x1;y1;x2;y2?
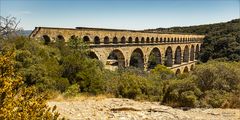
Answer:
30;27;205;45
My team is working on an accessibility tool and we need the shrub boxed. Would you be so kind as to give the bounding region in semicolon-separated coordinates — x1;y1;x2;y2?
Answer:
162;79;202;107
63;84;80;98
150;64;175;80
0;51;60;119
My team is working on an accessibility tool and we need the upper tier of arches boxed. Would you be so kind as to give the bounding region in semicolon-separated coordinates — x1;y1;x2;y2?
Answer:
41;35;203;45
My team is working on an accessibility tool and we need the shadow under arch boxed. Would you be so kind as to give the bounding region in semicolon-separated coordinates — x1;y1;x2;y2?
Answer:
130;48;144;69
164;46;173;67
107;49;125;68
175;69;181;75
190;45;195;61
183;45;189;62
183;66;189;73
148;47;161;70
42;35;51;45
175;46;181;64
88;51;99;60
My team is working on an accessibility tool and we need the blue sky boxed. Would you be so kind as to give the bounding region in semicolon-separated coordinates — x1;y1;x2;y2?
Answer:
1;0;239;30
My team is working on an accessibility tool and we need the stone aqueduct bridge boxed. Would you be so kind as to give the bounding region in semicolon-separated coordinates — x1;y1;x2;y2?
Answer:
30;27;205;74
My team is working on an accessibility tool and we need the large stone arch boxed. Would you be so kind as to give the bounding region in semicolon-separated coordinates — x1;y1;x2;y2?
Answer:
88;51;99;60
195;44;200;60
107;49;125;69
183;45;189;62
174;46;181;64
164;46;173;67
130;48;144;69
42;35;51;45
148;47;161;70
190;45;195;61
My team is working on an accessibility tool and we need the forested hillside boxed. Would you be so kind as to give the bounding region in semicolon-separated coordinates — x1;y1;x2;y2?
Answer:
146;19;240;62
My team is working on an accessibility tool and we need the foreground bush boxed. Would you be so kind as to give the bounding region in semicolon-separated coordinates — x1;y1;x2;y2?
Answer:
0;51;60;119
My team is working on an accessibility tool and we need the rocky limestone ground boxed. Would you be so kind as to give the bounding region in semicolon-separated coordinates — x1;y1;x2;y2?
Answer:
48;98;240;120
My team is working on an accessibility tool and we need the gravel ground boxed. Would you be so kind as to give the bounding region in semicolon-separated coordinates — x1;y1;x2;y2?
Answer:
48;98;240;120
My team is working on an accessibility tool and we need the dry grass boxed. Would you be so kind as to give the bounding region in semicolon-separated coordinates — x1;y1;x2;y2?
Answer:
49;93;114;102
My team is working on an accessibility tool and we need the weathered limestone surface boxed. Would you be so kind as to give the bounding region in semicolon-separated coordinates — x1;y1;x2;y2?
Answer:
48;98;240;120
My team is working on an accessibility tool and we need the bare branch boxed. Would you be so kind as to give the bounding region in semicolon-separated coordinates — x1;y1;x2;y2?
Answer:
0;15;22;39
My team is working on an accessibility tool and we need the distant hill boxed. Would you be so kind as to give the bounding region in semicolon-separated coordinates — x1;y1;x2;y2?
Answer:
18;30;32;36
145;19;240;62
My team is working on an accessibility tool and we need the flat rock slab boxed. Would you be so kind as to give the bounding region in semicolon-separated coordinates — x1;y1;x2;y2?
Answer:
48;98;240;120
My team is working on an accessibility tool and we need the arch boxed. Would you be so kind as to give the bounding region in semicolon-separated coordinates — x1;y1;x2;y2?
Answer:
57;35;65;42
42;35;51;45
83;36;90;43
71;35;77;39
164;38;166;42
195;44;200;60
151;37;154;43
128;37;133;43
190;45;195;61
121;36;126;44
183;66;189;73
190;64;194;71
104;36;110;44
176;69;181;75
171;38;173;42
174;37;177;42
107;49;125;68
113;37;118;44
135;37;139;43
167;38;170;42
174;46;181;64
130;48;144;69
160;37;163;43
141;37;145;43
164;46;173;67
156;37;159;43
148;47;161;69
183;45;189;62
88;51;99;59
146;37;150;43
94;36;100;44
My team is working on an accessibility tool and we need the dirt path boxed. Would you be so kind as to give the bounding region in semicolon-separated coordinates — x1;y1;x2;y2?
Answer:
48;98;240;120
